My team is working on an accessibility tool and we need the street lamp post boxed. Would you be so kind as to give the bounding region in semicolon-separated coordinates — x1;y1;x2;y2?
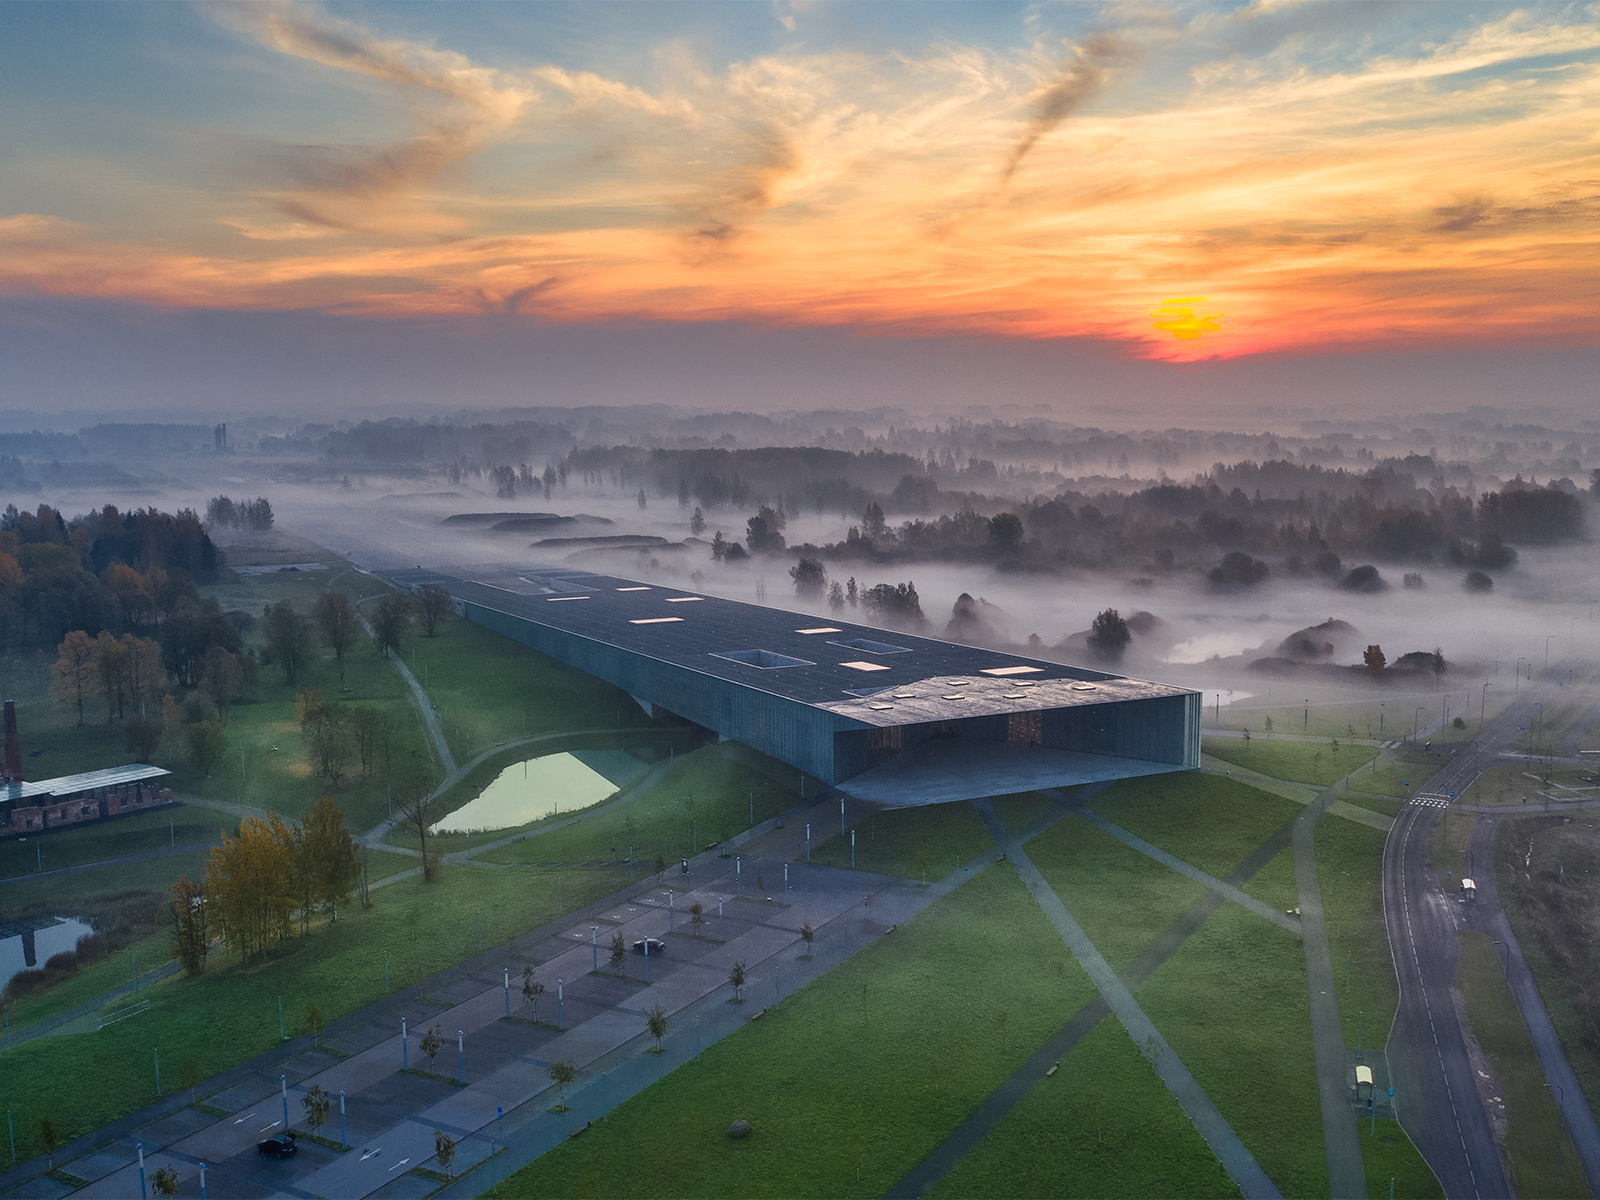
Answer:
340;1090;346;1150
591;926;599;971
1516;657;1525;692
1414;707;1425;743
137;1143;146;1199
280;1075;289;1132
1481;682;1490;732
1545;634;1554;671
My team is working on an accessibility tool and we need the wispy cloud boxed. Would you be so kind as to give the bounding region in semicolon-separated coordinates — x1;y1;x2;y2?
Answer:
5;2;1600;360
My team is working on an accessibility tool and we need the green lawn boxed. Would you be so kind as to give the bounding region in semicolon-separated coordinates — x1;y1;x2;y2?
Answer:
1318;816;1402;1056
927;1013;1240;1199
498;863;1099;1199
1456;932;1588;1199
1089;774;1301;882
1027;813;1208;977
988;791;1059;834
1363;758;1441;800
1241;845;1299;916
1357;1119;1446;1200
806;800;995;883
1;923;178;1035
1136;903;1328;1199
0;859;629;1164
404;616;630;760
0;806;220;881
1203;738;1379;787
469;742;803;866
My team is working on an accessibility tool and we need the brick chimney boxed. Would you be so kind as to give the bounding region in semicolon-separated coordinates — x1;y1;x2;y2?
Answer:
3;699;21;782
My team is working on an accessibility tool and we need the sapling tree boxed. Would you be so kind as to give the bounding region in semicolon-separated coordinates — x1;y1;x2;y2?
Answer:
729;960;747;1002
689;900;705;938
38;1116;58;1170
420;1024;443;1070
434;1127;457;1179
610;931;627;971
800;923;815;955
548;1059;577;1112
151;1166;180;1197
302;1084;331;1136
644;1004;669;1051
522;965;545;1018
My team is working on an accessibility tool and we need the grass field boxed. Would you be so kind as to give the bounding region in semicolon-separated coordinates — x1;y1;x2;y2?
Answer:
1357;1118;1446;1200
1361;759;1440;800
405;617;629;761
1;923;177;1035
1241;845;1299;915
497;863;1099;1199
1027;813;1208;977
806;799;995;883
1136;902;1327;1199
1090;773;1300;882
1495;811;1600;1133
1456;932;1589;1199
1202;737;1380;787
471;742;805;867
1317;816;1402;1061
0;859;629;1164
1211;687;1520;745
927;1013;1241;1199
0;806;221;881
1428;810;1479;884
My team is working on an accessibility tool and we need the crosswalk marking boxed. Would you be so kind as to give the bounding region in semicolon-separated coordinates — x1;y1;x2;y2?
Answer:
1410;793;1452;809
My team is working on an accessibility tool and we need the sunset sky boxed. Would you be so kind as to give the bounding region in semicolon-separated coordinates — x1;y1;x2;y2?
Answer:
3;1;1599;416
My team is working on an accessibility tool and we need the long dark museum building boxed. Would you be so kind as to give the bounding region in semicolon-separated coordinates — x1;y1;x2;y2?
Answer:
381;567;1200;805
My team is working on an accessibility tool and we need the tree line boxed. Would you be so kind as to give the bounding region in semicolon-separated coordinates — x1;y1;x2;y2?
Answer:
172;796;363;970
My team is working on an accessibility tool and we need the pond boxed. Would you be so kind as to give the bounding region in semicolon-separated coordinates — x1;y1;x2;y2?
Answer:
0;915;95;994
432;752;621;834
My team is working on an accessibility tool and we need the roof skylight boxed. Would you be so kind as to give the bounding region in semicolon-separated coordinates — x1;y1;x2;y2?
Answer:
616;586;651;592
839;661;891;672
545;595;590;602
980;665;1044;676
664;596;704;603
796;627;842;635
629;617;683;625
828;637;911;655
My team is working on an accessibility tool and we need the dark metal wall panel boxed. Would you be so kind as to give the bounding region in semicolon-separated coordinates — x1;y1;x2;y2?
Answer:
467;602;851;782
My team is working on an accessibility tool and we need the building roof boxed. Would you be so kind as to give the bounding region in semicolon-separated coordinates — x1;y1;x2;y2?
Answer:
2;764;170;803
384;566;1194;723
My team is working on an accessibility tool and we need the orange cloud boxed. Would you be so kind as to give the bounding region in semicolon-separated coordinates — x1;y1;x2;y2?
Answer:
4;5;1600;361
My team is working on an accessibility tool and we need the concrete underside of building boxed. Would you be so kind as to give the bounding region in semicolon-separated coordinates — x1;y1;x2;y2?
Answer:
382;565;1201;806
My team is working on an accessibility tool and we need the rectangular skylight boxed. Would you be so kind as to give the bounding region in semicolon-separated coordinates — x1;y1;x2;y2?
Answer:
664;596;704;603
942;694;967;700
712;649;814;669
629;617;683;625
980;665;1044;676
868;703;895;710
840;661;891;672
545;595;590;602
891;692;918;699
796;627;842;635
1014;680;1037;687
616;586;651;592
828;637;911;655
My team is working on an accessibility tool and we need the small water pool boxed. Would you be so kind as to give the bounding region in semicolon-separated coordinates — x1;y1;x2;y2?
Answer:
0;916;95;994
432;752;620;834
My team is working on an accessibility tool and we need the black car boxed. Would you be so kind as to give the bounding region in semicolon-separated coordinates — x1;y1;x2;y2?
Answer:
258;1132;298;1159
632;937;666;955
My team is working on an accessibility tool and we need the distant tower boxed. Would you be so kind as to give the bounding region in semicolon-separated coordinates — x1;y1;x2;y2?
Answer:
214;422;227;452
2;699;21;782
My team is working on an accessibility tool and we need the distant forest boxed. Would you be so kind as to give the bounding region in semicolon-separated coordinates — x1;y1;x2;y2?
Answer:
0;503;228;651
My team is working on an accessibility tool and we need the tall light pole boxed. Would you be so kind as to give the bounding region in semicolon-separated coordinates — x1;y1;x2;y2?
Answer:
1481;682;1490;732
1545;634;1555;670
1414;707;1425;743
1516;657;1525;692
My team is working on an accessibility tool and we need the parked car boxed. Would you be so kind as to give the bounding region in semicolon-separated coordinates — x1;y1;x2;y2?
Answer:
632;937;666;955
258;1132;298;1159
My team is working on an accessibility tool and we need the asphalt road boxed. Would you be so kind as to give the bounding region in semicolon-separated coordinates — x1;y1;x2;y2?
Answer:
1382;686;1564;1200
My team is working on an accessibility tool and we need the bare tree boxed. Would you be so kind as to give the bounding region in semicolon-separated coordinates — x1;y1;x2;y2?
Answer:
417;584;453;638
433;1127;457;1179
313;592;361;690
398;781;441;882
610;931;627;972
729;961;747;1002
371;592;414;658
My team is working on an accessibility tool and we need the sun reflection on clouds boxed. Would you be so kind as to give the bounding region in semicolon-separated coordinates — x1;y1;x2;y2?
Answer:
3;4;1600;359
1150;298;1224;341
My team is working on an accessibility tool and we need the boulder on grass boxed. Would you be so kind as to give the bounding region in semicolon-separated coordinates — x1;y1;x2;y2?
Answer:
728;1120;752;1140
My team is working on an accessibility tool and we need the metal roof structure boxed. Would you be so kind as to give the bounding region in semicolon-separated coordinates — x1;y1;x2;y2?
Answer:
3;764;170;804
382;565;1200;804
